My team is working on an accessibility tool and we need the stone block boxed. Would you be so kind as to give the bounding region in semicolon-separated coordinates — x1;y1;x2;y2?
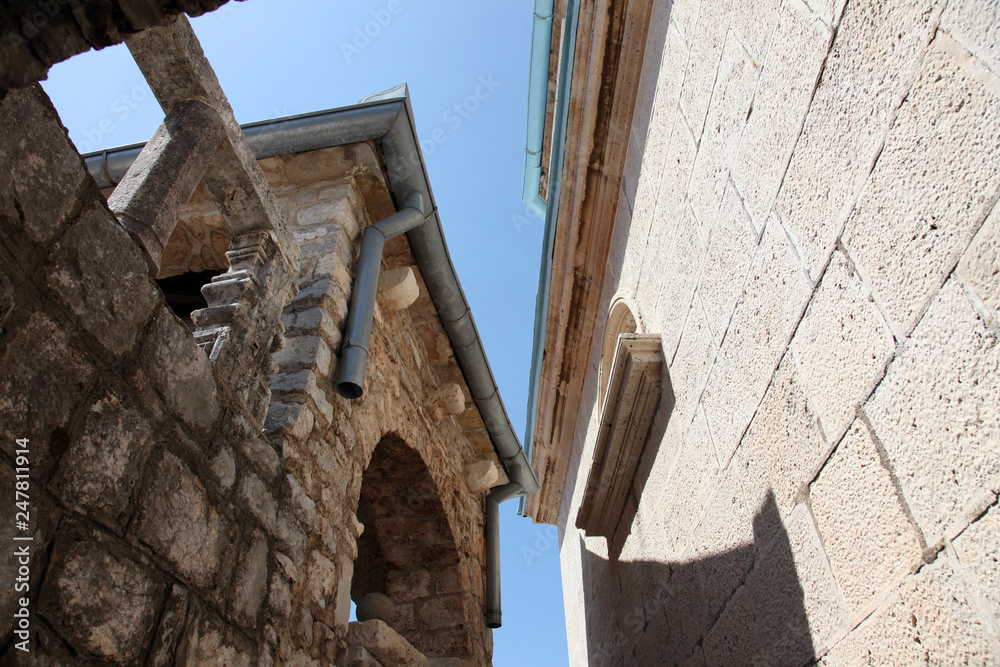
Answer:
687;33;759;236
272;333;332;378
822;557;999;665
645;405;720;557
282;305;343;355
731;0;831;233
38;519;167;664
958;202;1000;317
46;203;158;355
669;296;717;426
51;389;154;530
678;0;731;140
811;419;922;613
304;551;338;622
377;266;419;313
296;195;360;238
147;585;191;667
697;182;757;347
777;0;941;280
735;356;827;547
418;595;466;630
866;278;1000;542
843;35;1000;336
231;530;269;629
133;451;231;589
728;0;784;63
703;586;763;667
386;569;432;601
954;504;1000;627
174;599;256;667
0;84;86;245
268;368;334;427
0;312;93;477
941;0;1000;75
690;467;756;624
790;250;895;442
653;205;708;360
347;620;429;667
141;307;219;432
239;472;277;533
748;504;845;662
344;646;383;667
701;216;813;463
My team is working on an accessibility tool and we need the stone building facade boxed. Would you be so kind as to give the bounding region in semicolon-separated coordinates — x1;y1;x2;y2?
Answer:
524;0;1000;664
0;4;534;666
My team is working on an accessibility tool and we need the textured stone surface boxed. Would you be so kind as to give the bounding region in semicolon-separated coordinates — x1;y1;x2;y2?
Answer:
777;0;942;280
811;420;922;614
0;312;93;474
47;204;158;355
0;85;86;244
958;202;1000;317
52;390;154;529
653;205;707;360
954;504;1000;627
377;266;419;312
736;356;827;547
697;182;757;347
142;307;219;431
690;467;755;623
749;504;845;662
668;296;717;426
791;250;895;442
687;34;758;236
941;0;1000;75
701;217;812;464
843;35;1000;336
678;0;731;141
134;451;230;589
703;586;763;667
866;278;1000;542
822;557;999;665
731;0;830;232
347;620;429;667
39;521;167;664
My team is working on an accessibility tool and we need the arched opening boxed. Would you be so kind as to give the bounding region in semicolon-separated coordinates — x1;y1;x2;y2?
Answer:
598;298;638;409
351;434;477;660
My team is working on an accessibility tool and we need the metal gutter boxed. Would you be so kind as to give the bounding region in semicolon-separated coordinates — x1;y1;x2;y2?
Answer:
82;83;539;499
521;0;554;219
519;0;581;516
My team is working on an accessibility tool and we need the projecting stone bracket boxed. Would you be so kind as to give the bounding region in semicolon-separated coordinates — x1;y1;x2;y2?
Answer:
576;334;664;539
426;383;466;421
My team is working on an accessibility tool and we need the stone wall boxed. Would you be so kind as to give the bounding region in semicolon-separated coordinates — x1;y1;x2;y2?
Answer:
0;80;494;666
558;0;1000;664
0;0;235;91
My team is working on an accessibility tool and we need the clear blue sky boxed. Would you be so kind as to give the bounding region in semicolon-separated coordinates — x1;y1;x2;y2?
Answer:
40;1;567;665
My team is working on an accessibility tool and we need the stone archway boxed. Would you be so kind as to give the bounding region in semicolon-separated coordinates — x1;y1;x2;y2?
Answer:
351;434;477;661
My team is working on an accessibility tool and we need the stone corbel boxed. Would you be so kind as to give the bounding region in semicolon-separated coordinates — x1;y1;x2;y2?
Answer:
426;383;465;421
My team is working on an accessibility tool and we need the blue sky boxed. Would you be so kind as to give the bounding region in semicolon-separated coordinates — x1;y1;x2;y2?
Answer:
40;1;567;664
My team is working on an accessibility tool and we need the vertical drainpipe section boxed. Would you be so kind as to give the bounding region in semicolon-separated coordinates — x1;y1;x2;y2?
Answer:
485;481;525;628
335;191;427;398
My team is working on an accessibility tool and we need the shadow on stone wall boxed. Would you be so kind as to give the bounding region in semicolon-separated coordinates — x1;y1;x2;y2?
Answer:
578;492;814;666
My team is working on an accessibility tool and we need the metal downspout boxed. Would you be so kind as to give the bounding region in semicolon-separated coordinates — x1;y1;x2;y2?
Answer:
335;192;426;398
485;481;524;628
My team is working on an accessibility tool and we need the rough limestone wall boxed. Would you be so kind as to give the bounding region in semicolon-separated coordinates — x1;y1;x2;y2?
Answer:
0;83;294;665
0;84;492;666
260;169;492;666
0;0;236;91
558;0;1000;665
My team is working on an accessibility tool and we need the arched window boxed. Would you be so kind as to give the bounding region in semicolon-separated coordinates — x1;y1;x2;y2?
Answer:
599;298;638;409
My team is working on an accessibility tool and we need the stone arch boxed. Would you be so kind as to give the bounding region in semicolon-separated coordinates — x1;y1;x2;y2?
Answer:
598;297;639;408
351;433;479;660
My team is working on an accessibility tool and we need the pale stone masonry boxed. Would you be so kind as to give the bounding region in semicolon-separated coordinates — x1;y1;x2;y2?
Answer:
0;4;516;666
527;0;1000;664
